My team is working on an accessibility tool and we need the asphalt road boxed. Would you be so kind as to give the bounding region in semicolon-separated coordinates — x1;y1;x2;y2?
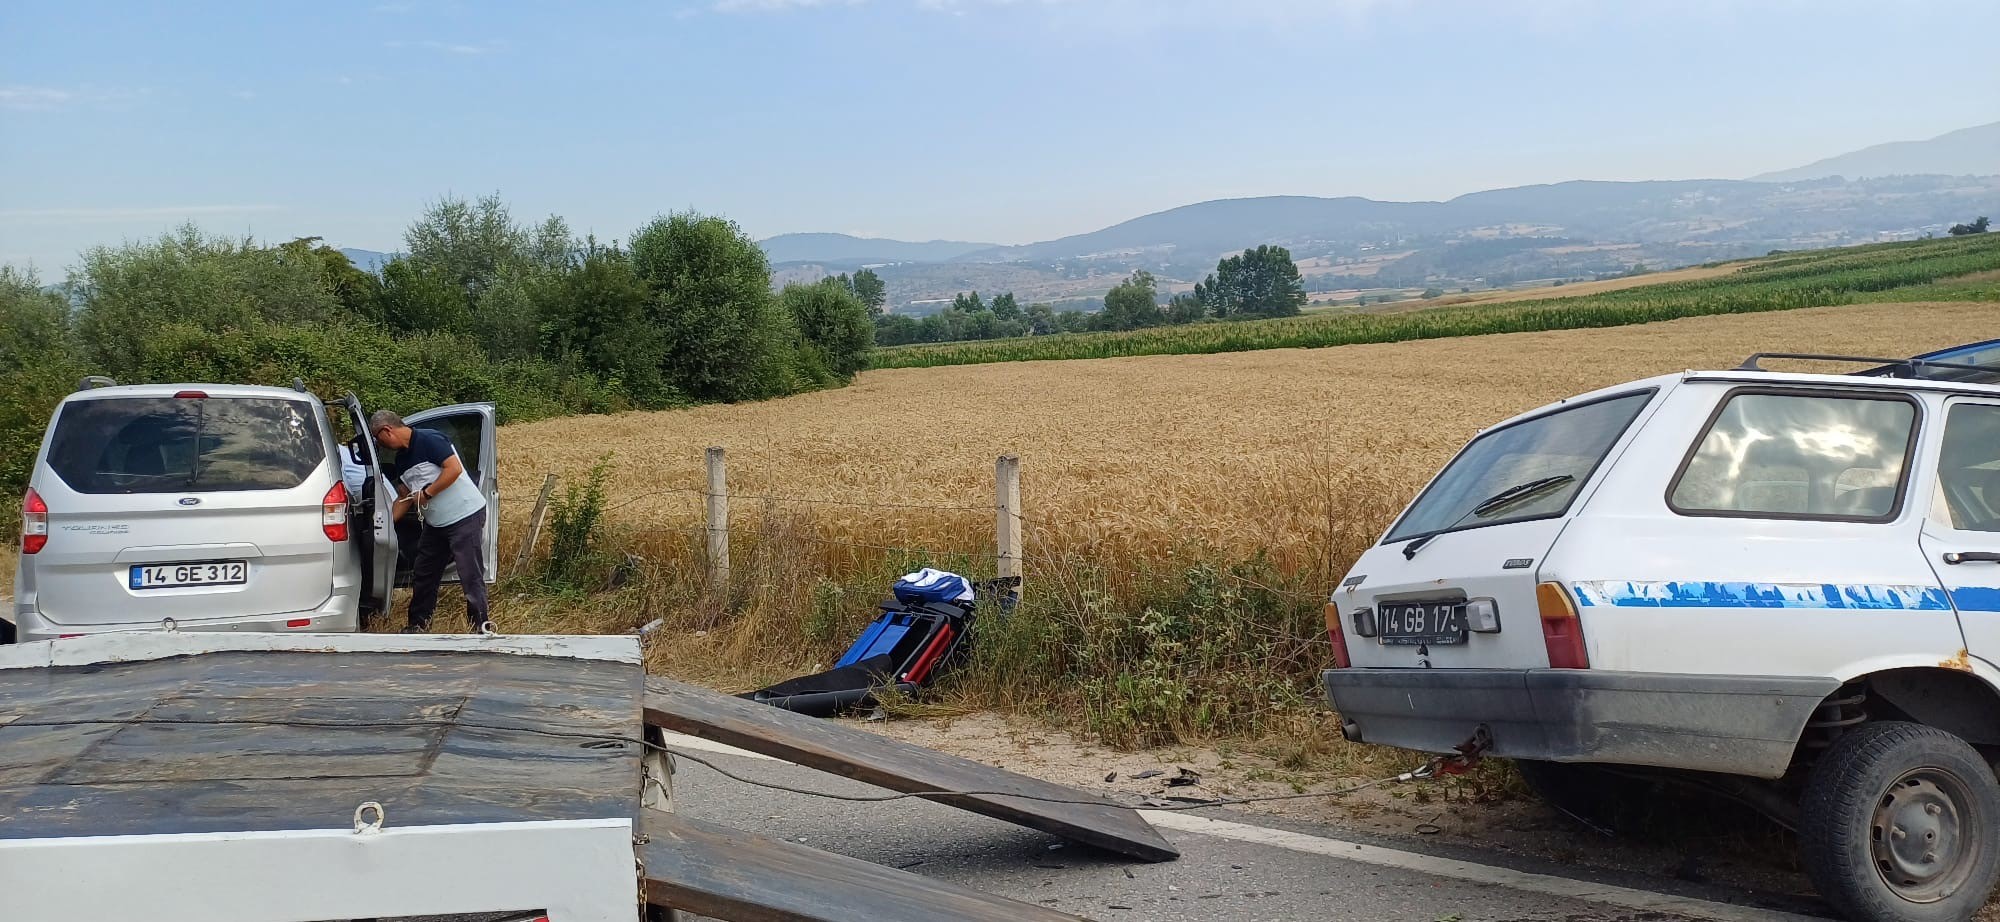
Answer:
662;738;1832;922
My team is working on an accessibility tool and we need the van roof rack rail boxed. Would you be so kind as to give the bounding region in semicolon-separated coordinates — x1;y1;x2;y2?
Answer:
1735;352;2000;382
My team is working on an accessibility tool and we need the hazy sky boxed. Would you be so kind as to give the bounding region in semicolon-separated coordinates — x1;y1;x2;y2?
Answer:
3;0;1997;272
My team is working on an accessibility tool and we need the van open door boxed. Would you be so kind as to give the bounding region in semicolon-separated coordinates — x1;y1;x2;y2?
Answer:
402;402;500;583
341;394;398;616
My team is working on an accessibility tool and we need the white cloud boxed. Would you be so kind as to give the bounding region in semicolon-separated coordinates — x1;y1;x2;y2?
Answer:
0;86;74;111
712;0;863;11
0;205;283;224
0;85;152;112
385;39;510;55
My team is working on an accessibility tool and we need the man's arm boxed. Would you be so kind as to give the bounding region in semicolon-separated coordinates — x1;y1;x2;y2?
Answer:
428;452;466;497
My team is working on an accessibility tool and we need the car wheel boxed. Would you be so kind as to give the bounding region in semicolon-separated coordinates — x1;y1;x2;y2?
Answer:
1800;721;2000;922
1513;759;1656;832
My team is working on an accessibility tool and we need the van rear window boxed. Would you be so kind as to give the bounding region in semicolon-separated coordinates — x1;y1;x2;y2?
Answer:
46;396;326;494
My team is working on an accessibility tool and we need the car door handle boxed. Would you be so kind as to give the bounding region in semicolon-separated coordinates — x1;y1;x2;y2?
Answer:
1943;551;2000;565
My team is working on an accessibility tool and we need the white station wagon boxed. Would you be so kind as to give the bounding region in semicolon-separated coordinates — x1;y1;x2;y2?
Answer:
1323;341;2000;922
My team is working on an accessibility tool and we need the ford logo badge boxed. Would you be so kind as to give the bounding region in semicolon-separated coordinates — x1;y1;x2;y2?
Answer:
178;497;201;506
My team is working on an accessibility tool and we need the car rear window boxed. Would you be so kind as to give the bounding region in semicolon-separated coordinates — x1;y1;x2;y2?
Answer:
1384;390;1654;543
46;396;326;494
1668;390;1917;521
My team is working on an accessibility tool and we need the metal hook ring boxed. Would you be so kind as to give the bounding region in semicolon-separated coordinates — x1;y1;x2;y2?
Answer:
353;801;385;834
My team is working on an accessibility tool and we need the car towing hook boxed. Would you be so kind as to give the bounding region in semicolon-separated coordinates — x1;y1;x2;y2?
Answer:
1434;724;1494;777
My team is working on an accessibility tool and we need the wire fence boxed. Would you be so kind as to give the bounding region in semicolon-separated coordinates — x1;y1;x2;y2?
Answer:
499;451;1337;613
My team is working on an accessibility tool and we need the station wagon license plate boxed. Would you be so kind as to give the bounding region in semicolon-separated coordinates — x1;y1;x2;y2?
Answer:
130;561;247;590
1379;600;1465;645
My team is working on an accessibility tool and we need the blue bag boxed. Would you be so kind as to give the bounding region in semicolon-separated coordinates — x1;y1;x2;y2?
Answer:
891;567;974;606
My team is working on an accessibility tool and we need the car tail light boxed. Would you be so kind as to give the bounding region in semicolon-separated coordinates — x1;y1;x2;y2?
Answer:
322;481;349;542
22;488;47;554
1324;603;1352;669
1536;581;1589;669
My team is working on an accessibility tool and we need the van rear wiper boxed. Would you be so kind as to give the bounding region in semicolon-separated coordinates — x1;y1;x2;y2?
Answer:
1401;474;1576;560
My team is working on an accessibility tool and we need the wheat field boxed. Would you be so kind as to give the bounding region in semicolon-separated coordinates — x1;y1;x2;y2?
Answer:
503;299;1998;574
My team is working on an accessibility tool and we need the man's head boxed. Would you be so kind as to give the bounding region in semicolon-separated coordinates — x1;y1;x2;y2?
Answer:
369;410;412;449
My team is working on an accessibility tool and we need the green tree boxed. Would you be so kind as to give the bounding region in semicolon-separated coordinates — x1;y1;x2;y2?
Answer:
951;290;986;313
628;212;798;402
989;292;1021;321
377;257;472;335
1197;245;1307;319
280;237;381;319
1101;270;1161;331
1950;217;1991;236
540;243;669;404
1024;302;1058;335
402;193;529;305
69;225;343;377
0;267;83;501
1422;287;1444;300
1166;292;1207;324
849;268;887;314
780;278;874;382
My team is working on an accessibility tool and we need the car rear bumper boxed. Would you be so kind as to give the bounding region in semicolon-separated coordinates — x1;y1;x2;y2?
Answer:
1322;668;1839;779
13;590;359;643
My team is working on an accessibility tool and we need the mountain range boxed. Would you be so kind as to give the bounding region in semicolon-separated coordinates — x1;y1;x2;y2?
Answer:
751;121;1999;310
1752;120;2000;183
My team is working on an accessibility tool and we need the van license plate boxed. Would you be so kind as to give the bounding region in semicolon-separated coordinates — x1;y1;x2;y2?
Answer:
130;561;248;589
1380;601;1465;645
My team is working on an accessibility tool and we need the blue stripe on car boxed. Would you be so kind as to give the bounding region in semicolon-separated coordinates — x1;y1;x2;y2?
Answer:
1950;587;2000;612
1572;581;1952;610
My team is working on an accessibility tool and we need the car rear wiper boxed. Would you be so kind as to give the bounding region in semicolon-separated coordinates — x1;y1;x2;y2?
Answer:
1401;474;1576;560
1469;474;1575;518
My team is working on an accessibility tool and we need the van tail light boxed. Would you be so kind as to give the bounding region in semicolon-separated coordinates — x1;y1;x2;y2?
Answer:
1324;603;1352;669
322;481;349;542
1536;581;1589;669
22;488;47;554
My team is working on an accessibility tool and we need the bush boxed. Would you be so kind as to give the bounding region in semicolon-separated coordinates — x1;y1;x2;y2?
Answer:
779;279;875;384
630;213;801;402
542;455;615;592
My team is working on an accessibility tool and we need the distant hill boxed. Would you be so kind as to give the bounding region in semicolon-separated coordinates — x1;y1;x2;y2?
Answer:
963;179;1883;264
843;175;2000;310
1753;121;2000;182
339;248;393;274
758;233;996;266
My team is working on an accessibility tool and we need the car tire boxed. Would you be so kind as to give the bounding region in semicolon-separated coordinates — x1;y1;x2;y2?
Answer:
1513;759;1656;832
1800;721;2000;922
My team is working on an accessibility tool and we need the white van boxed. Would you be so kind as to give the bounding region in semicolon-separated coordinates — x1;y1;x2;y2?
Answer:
1323;341;2000;922
9;383;497;642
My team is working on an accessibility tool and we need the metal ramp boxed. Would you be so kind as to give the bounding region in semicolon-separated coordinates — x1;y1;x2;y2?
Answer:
640;808;1085;921
642;676;1181;864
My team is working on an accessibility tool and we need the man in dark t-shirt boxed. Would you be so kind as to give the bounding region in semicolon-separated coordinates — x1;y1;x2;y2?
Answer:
370;409;490;632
